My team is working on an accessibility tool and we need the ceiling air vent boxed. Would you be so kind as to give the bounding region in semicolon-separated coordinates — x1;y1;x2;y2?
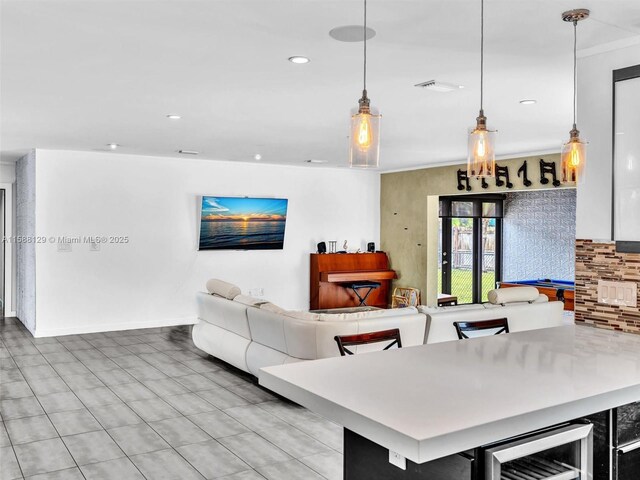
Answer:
414;80;464;93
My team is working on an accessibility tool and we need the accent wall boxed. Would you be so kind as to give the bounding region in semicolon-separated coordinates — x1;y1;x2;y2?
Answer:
503;189;576;282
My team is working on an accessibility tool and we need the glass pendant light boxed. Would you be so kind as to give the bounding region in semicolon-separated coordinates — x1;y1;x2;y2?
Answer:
349;0;381;168
467;0;496;178
561;9;589;183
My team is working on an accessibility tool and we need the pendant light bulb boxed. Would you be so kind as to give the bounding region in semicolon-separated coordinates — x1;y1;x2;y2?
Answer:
356;113;373;149
467;0;496;178
349;0;381;168
561;9;589;184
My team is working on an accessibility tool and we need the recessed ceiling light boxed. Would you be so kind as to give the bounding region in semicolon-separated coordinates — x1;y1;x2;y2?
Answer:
305;159;328;164
519;99;537;105
166;114;181;119
254;154;262;161
178;150;199;155
107;143;119;150
288;56;310;64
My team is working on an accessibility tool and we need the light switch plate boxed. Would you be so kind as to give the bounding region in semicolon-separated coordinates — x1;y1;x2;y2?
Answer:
598;280;637;307
389;450;406;470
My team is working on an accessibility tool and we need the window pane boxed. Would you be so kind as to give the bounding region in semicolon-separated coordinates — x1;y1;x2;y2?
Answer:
482;202;497;217
451;217;474;304
451;201;473;217
481;218;497;301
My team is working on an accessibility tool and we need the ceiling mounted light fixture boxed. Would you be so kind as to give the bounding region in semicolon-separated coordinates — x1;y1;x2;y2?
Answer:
349;0;381;168
288;56;310;64
107;143;119;150
166;114;181;119
254;154;262;161
519;99;537;105
561;8;589;184
415;80;464;93
467;0;496;178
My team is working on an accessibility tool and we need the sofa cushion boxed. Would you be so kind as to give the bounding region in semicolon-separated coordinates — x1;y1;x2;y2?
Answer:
284;311;321;321
206;279;241;299
260;302;288;314
483;294;548;309
315;306;418;322
234;295;269;307
487;287;539;305
418;304;485;314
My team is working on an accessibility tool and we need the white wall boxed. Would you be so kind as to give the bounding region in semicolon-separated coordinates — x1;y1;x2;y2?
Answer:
0;162;16;183
576;45;640;240
33;150;380;336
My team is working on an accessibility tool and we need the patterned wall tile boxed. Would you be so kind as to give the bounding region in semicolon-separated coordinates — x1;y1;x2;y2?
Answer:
503;189;576;281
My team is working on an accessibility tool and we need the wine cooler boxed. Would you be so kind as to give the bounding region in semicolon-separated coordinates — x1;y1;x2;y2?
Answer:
484;423;593;480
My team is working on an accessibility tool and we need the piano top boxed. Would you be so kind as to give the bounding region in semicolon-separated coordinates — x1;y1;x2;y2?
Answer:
320;270;397;283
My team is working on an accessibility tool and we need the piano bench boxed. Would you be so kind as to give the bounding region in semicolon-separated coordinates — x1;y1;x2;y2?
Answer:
345;281;382;306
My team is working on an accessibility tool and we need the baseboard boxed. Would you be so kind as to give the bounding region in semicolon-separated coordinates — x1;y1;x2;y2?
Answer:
33;316;198;338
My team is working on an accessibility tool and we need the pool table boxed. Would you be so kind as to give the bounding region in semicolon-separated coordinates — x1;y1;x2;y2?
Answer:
498;279;574;311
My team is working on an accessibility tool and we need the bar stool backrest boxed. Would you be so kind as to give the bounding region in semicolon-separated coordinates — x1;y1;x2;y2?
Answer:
453;318;509;340
334;328;403;356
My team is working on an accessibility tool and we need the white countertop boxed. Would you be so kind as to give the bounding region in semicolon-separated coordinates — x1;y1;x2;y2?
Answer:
259;325;640;464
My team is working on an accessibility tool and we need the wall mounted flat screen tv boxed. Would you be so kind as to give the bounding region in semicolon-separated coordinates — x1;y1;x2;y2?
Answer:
199;196;288;250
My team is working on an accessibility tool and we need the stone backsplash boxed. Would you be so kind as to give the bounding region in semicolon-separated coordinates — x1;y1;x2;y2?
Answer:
575;239;640;333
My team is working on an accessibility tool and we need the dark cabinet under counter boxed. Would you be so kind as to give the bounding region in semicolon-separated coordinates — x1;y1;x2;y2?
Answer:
614;402;640;480
576;402;640;480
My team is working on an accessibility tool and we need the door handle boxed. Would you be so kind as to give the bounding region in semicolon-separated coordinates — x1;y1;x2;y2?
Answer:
618;439;640;455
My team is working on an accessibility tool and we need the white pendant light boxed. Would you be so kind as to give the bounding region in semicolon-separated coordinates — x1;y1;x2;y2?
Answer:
561;9;589;184
349;0;381;168
467;0;496;178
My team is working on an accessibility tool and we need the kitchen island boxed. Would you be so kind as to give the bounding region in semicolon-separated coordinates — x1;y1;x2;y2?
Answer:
259;325;640;479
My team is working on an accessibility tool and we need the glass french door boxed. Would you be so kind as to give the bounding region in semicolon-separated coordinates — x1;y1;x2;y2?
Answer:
440;196;503;304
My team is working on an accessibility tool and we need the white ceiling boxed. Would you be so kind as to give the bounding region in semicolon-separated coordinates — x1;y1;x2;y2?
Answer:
2;0;640;171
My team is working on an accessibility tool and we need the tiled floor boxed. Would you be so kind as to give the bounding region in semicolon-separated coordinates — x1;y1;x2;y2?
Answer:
0;318;343;480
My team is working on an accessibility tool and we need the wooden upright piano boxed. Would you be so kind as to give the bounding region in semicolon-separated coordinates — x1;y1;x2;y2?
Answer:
310;253;397;310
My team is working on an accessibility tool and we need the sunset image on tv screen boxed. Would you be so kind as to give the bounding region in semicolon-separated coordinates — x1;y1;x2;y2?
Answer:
199;196;288;250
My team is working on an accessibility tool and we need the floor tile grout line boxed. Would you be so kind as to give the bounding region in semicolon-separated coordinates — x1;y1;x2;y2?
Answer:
26;338;173;479
5;330;158;479
57;328;253;480
3;323;341;480
7;344;88;479
252;400;344;455
102;329;315;478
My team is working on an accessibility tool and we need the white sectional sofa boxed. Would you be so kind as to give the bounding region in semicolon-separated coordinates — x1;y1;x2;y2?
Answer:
193;280;426;376
192;280;571;377
420;292;567;344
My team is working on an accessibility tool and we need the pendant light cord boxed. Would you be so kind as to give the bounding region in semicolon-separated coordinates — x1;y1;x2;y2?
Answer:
363;0;367;91
480;0;484;112
572;20;577;127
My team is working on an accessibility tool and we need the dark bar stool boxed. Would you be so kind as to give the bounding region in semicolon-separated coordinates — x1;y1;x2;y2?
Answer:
345;281;381;306
334;328;402;356
453;318;509;340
